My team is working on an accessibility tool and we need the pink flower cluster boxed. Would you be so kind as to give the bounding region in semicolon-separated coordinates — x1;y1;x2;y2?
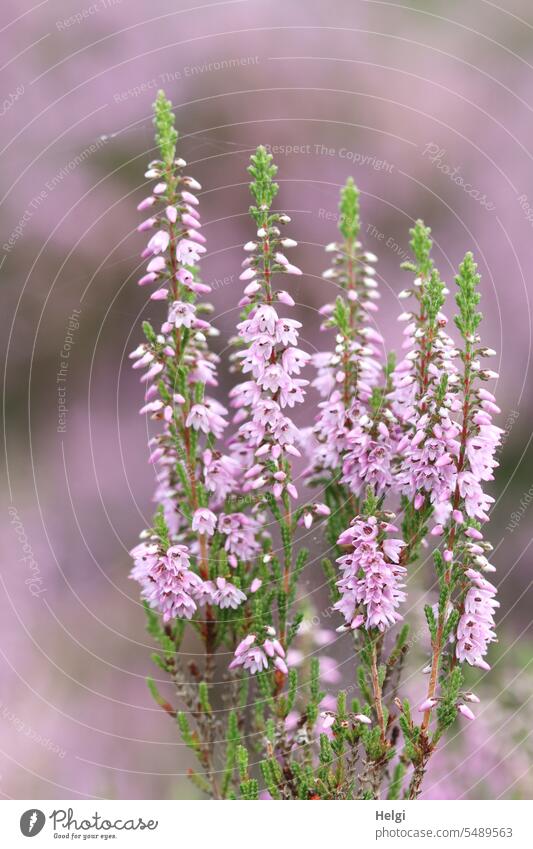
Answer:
335;516;406;632
229;218;309;500
218;512;263;567
418;691;479;721
391;295;461;516
456;568;499;670
341;420;395;497
130;155;235;541
459;389;502;522
229;629;288;675
306;242;384;481
129;133;503;753
202;450;241;505
131;541;246;621
390;286;502;529
124;109;510;799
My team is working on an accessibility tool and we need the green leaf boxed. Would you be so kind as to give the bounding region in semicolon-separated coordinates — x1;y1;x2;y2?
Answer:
387;762;406;800
153;90;178;163
248;146;279;221
409;219;433;281
454;251;482;339
339;177;360;242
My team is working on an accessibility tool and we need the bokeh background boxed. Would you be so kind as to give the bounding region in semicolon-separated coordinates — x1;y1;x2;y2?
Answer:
2;0;533;799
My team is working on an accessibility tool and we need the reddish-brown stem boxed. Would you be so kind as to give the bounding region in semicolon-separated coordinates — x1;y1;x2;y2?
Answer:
370;641;386;741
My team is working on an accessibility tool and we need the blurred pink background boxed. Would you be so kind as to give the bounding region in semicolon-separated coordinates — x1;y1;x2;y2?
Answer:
2;0;533;799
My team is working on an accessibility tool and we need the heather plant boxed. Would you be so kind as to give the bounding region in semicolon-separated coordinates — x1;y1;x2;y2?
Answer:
128;92;502;800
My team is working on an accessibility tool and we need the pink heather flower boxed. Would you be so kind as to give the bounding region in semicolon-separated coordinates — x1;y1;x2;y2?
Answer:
186;403;227;438
138;217;156;232
131;146;230;547
177;267;193;287
229;630;287;675
466;418;503;484
397;420;460;509
464;692;480;703
265;636;288;674
282;262;302;276
320;712;335;729
147;230;170;255
458;471;494;521
166;300;196;329
299;502;331;529
240;267;256;281
130;542;205;622
166;544;193;570
186;230;206;246
181;189;199;205
176;238;206;264
212;577;247;609
147;256;166;273
138;272;158;286
129;541;160;578
456;569;499;668
418;698;438;712
234;634;256;654
192;508;217;536
137;195;156;211
334;515;406;632
217;512;262;566
250;578;262;593
229;636;268;674
277;289;295;306
140;400;163;415
182;213;200;229
186;404;211;432
150;288;169;300
382;537;404;563
183;176;201;191
202;450;240;503
231;239;308;498
194;580;216;607
457;703;476;721
305;222;384;484
465;527;483;540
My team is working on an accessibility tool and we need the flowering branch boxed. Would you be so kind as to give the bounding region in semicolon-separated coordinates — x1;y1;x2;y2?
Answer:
125;92;502;801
